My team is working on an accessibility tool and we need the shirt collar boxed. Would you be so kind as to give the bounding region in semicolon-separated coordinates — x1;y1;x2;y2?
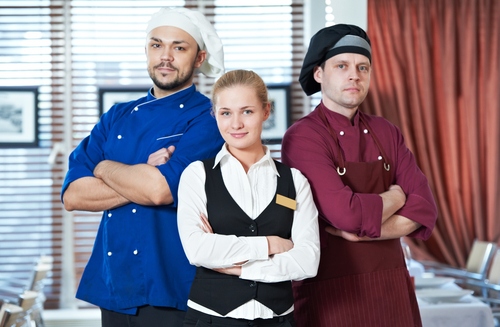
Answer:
213;144;280;176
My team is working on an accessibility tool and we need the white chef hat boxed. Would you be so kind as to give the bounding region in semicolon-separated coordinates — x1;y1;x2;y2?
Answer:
146;7;225;78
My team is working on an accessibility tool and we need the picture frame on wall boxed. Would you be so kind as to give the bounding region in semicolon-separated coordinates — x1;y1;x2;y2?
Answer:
99;87;150;116
0;86;39;148
262;84;290;143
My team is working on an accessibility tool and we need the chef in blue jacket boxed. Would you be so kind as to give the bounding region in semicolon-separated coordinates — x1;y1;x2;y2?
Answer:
61;7;225;327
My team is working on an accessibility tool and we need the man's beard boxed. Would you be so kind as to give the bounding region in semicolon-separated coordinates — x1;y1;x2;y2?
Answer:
148;61;195;91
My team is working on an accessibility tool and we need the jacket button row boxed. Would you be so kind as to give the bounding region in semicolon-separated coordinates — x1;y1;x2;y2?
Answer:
107;250;138;256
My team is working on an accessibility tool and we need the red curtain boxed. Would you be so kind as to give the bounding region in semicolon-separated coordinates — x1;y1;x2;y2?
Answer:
363;0;500;266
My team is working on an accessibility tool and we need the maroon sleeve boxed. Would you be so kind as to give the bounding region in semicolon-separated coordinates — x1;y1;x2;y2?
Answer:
388;123;437;240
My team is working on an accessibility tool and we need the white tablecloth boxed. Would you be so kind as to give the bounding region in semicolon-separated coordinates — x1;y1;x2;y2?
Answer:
418;282;495;327
408;259;425;277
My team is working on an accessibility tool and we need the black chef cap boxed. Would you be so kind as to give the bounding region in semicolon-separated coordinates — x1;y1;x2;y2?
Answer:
299;24;371;96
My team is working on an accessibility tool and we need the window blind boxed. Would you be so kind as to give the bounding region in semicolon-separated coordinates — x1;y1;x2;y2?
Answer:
0;0;66;309
0;0;307;309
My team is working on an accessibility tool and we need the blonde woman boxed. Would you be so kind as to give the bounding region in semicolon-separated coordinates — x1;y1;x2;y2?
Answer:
177;70;320;327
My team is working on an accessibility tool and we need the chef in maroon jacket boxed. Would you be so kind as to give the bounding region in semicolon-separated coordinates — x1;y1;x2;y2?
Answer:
282;23;437;327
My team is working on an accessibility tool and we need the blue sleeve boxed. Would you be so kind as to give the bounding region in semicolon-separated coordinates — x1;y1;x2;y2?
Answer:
60;110;112;202
159;109;223;207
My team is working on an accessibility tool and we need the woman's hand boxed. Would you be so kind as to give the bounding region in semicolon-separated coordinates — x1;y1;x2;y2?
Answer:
199;213;213;233
213;266;242;276
266;236;294;255
200;213;247;272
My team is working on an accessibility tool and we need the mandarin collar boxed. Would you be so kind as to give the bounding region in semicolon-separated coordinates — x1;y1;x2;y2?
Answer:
145;84;196;104
318;101;361;127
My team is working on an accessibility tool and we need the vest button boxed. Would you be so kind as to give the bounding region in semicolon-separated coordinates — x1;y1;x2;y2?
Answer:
249;224;256;233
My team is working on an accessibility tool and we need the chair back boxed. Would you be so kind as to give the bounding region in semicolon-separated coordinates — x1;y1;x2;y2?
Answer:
486;249;500;284
465;240;497;277
0;303;23;327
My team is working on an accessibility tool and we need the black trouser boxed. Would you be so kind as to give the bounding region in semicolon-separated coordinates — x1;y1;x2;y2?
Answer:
183;307;295;327
101;305;186;327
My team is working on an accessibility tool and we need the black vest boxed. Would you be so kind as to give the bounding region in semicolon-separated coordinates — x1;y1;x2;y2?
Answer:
188;158;296;316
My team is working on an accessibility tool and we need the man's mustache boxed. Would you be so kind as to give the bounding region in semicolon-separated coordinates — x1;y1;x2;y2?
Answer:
155;62;177;71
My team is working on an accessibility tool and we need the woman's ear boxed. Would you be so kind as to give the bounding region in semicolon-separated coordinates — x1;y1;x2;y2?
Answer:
263;102;271;120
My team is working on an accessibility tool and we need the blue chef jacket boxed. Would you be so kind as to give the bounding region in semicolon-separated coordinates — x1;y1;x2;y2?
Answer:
61;85;224;314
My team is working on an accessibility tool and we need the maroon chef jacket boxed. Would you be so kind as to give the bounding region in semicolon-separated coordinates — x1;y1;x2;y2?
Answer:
291;104;421;327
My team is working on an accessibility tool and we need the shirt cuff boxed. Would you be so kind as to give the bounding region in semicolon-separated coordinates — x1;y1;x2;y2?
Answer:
242;236;269;262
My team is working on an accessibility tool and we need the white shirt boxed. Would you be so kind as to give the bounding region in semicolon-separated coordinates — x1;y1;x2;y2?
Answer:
177;144;320;320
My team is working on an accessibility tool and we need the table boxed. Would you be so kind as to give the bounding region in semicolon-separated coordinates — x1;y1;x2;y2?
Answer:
417;282;496;327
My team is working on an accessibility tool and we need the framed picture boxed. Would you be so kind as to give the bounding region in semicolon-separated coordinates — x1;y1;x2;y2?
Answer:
262;84;290;143
0;86;39;148
99;87;149;115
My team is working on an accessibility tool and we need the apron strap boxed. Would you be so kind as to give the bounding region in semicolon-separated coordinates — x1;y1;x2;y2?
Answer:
317;104;391;174
358;113;391;171
317;104;346;174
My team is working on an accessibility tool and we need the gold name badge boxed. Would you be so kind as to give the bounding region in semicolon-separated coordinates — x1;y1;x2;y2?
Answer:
276;194;297;211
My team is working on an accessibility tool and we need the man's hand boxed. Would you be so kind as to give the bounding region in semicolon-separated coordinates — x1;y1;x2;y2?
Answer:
147;145;175;166
92;159;173;206
325;226;370;242
387;184;406;203
380;184;406;223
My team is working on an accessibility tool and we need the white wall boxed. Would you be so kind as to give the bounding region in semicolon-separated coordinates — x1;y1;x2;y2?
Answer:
305;0;368;45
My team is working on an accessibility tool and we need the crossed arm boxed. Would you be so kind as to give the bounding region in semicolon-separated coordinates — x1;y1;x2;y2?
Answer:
281;122;434;242
177;163;320;281
63;146;175;212
326;184;422;241
197;213;294;276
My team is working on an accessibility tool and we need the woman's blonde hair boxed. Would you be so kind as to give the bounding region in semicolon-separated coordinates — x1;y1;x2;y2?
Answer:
211;69;270;112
